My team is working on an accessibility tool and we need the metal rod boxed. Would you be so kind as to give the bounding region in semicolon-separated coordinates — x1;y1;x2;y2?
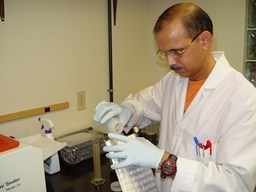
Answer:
113;0;117;26
107;0;114;102
0;0;4;22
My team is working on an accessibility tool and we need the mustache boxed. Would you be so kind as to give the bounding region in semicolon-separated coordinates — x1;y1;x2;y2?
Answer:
170;65;182;71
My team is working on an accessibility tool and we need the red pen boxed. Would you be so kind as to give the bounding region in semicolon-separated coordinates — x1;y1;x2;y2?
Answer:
205;140;212;155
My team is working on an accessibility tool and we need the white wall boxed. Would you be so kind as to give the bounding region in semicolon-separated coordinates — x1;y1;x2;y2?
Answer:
0;0;246;138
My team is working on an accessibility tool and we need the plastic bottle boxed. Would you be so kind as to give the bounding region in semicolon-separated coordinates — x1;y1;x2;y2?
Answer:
39;117;61;174
92;117;124;134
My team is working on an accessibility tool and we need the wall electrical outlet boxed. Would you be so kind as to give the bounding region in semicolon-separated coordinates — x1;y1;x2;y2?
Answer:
77;91;86;111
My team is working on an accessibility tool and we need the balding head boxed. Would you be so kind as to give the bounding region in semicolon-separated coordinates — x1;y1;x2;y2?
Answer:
153;3;213;39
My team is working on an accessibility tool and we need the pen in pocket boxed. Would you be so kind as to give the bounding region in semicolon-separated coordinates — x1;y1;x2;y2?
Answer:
193;136;212;157
193;136;199;155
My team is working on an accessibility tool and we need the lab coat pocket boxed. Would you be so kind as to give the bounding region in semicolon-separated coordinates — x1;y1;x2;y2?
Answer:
197;142;217;165
197;147;211;165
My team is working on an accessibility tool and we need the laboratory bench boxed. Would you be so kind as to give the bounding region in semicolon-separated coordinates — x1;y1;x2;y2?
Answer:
45;154;117;192
45;132;157;192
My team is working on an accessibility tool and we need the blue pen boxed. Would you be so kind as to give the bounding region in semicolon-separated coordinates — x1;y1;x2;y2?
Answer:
193;136;199;155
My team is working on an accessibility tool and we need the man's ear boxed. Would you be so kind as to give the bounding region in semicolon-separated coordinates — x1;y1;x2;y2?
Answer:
199;31;212;51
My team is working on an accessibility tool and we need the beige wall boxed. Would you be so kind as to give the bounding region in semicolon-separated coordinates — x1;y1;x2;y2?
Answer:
0;0;110;137
0;0;246;138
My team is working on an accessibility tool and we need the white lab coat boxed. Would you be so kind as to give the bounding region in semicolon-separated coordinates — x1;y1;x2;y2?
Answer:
122;52;256;192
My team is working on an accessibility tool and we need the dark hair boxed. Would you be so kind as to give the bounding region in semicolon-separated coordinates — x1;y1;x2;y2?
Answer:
153;3;213;39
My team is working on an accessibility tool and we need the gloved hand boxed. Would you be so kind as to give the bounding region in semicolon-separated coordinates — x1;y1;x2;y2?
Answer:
93;101;134;127
104;133;165;169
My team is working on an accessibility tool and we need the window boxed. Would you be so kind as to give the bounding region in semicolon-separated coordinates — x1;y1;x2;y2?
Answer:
245;0;256;87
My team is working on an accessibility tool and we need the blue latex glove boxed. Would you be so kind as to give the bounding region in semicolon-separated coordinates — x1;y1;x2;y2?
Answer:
93;101;134;126
104;133;165;169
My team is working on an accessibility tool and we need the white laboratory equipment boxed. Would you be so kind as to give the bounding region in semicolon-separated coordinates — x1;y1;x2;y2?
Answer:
0;133;66;192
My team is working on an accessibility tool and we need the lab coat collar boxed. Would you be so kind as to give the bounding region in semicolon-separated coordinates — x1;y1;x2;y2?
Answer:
177;52;232;121
174;51;232;107
202;51;232;91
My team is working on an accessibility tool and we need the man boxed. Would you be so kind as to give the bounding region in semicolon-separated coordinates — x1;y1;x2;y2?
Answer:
94;3;256;192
